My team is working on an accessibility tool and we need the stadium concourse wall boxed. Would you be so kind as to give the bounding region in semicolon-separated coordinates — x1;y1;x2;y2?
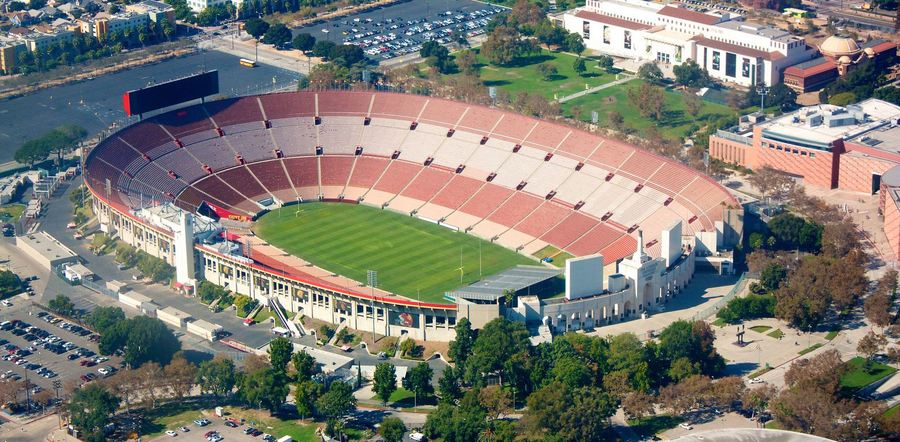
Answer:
90;190;460;342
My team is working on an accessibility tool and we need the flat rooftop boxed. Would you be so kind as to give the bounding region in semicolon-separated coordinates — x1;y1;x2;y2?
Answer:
17;231;78;261
759;99;900;151
451;265;561;302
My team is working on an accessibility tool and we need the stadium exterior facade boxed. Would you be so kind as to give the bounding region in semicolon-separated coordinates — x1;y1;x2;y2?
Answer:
86;91;742;341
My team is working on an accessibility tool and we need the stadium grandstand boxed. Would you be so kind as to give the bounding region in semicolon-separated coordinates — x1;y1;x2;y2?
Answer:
84;91;743;341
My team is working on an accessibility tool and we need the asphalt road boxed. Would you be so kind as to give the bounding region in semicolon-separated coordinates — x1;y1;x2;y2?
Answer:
0;51;297;164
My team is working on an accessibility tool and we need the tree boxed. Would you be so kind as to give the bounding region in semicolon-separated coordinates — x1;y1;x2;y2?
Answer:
86;306;125;334
311;40;337;58
638;62;664;83
478;385;511;421
122;316;181;367
455;49;479;76
857;331;887;364
760;263;788;292
48;294;75;316
421;40;454;74
622;391;656;420
316;381;357;421
164;353;197;400
673;59;712;88
563;32;584;55
658;320;725;376
522;382;617;442
379;417;406;442
865;292;894;329
607;110;624;129
465;318;530;386
267;337;293;374
292;350;318;382
264;23;292;48
292;33;315;54
829;92;857;106
373;362;397;405
748;166;796;205
437;365;462;402
596;54;615;72
626;82;666;120
775;256;833;330
683;92;702;118
239;368;290;414
294;379;323;419
245;18;269;39
536;62;558;80
68;384;120;442
424;390;487;442
481;25;524;66
767;83;799;111
573;57;586;76
449;317;475;368
403;362;434;407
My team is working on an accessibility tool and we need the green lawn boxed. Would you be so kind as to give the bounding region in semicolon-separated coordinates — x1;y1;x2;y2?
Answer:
884;403;900;420
825;326;841;341
532;245;573;268
711;318;727;327
750;325;772;333
469;50;618;100
768;329;785;339
253;307;278;325
627;415;684;437
560;80;736;140
840;357;898;391
0;204;24;223
749;366;772;378
255;203;535;302
798;343;823;356
140;403;208;437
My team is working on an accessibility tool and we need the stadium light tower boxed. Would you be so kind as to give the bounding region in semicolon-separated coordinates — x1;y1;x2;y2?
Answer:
756;84;769;112
367;270;377;343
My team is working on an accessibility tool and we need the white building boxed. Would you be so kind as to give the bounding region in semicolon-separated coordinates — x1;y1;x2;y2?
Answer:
560;0;817;86
186;0;236;14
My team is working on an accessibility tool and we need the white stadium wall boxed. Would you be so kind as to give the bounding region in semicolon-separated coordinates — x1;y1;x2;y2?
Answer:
565;254;605;300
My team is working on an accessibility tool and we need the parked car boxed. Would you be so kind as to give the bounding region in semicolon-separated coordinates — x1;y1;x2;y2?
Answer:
165;430;177;437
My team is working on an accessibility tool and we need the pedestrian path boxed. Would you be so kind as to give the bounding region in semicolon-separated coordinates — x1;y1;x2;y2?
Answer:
556;74;636;103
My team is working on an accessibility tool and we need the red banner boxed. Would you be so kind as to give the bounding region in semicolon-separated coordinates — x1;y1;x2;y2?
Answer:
204;201;252;222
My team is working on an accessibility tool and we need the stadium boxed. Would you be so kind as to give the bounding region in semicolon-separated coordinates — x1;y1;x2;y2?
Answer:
84;88;743;341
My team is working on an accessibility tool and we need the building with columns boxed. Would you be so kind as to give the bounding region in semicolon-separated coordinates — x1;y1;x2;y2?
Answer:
559;0;817;86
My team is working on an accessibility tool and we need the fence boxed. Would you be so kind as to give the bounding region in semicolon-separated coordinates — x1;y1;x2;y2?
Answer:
691;271;749;321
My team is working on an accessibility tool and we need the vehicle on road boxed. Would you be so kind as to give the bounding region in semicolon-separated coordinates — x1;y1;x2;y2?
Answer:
749;378;763;384
679;423;693;430
165;430;177;437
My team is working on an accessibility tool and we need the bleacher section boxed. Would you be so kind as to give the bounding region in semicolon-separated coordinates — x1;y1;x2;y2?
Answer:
86;91;739;265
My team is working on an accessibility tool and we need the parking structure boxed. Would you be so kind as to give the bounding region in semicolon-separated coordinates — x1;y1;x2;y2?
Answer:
293;0;504;62
0;298;124;401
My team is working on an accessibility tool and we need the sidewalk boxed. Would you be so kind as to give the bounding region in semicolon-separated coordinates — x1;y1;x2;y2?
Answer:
557;74;636;103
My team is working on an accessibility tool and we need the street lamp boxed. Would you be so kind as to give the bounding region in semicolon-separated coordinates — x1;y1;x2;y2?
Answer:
756;84;768;112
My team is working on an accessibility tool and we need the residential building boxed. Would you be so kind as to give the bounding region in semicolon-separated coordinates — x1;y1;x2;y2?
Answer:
560;0;818;86
186;0;232;14
79;11;150;40
126;0;176;26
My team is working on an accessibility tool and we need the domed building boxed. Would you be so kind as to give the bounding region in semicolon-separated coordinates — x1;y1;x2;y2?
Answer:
783;35;896;92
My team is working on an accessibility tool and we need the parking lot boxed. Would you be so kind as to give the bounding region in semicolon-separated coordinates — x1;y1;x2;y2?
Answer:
147;416;281;442
293;0;504;62
0;297;124;399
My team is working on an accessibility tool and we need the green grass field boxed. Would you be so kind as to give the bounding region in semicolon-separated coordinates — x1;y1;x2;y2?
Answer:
841;357;898;391
560;80;736;140
255;203;535;303
472;50;618;99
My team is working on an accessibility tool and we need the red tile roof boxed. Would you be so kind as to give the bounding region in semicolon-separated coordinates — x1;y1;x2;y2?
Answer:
574;10;653;31
868;41;897;54
691;35;784;61
657;6;720;25
784;59;837;78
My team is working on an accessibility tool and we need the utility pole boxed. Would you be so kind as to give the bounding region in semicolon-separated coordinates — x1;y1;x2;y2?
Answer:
53;379;62;428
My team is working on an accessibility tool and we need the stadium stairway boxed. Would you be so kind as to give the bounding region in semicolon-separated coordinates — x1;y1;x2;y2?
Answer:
269;297;302;337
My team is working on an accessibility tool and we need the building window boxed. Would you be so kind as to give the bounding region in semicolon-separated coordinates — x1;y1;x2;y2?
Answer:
624;30;631;49
602;25;610;44
582;21;590;39
725;52;736;78
657;52;670;63
742;58;751;78
712;51;720;70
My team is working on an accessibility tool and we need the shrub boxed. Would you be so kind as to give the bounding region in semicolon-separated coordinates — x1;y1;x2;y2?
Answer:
319;325;335;341
716;293;777;324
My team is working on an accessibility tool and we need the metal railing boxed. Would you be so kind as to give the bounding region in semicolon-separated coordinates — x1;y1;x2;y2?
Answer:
691;271;749;321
